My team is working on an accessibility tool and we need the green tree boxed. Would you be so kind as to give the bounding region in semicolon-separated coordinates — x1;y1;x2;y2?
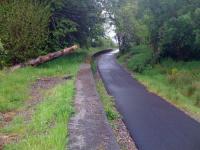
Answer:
0;0;50;64
105;0;200;60
47;0;105;49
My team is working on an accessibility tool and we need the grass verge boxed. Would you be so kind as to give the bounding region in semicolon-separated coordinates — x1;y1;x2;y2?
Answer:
0;51;86;149
4;81;74;150
135;60;200;117
119;50;200;120
95;75;137;150
96;79;120;122
0;52;86;112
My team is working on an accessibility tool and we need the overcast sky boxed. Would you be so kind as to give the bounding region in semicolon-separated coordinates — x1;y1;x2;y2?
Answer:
102;10;117;44
104;23;117;43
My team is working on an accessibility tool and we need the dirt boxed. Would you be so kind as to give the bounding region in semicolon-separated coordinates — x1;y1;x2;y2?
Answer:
112;119;138;150
0;76;70;149
18;77;66;122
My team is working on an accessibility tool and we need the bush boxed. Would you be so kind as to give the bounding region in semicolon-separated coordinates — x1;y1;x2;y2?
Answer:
161;12;200;60
0;0;50;65
126;45;153;72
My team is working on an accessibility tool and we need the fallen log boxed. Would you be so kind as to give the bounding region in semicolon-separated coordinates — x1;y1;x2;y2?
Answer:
10;45;78;71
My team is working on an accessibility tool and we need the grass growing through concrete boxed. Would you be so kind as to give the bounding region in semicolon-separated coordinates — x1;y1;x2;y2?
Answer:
0;52;86;149
96;79;120;121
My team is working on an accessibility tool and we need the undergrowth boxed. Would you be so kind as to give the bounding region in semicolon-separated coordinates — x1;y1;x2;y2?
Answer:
118;45;153;72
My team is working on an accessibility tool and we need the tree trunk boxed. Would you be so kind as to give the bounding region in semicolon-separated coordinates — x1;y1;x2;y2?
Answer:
11;45;78;71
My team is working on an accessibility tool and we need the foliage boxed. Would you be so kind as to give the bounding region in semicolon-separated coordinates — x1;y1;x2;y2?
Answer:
47;0;105;49
91;37;116;48
0;0;51;65
104;0;200;60
0;39;4;52
0;0;105;67
161;11;200;59
119;45;153;72
0;39;6;68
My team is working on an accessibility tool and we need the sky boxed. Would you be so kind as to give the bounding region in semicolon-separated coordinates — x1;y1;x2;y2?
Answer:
104;22;117;44
102;10;118;44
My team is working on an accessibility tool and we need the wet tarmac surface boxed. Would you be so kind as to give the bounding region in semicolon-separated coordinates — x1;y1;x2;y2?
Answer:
97;52;200;150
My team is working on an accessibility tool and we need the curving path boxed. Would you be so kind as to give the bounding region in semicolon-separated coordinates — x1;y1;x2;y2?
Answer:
97;51;200;150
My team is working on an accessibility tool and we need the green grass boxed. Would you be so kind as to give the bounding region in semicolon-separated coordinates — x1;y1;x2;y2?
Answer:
0;51;86;149
3;81;74;150
134;59;200;116
118;45;153;72
119;45;200;117
0;52;86;112
96;79;120;122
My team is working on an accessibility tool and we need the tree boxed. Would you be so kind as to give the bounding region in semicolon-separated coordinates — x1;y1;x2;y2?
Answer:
47;0;105;49
105;0;200;60
0;0;50;65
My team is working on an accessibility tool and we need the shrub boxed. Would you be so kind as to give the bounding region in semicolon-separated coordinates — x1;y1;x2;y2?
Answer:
0;0;50;65
126;45;153;72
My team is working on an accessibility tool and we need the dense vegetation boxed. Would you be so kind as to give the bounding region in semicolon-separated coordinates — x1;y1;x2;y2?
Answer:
105;0;200;61
0;0;105;67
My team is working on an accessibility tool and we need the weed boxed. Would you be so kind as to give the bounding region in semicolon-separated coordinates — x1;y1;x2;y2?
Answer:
96;80;120;121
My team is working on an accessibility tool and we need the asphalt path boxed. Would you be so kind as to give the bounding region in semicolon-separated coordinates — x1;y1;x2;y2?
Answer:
97;51;200;150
